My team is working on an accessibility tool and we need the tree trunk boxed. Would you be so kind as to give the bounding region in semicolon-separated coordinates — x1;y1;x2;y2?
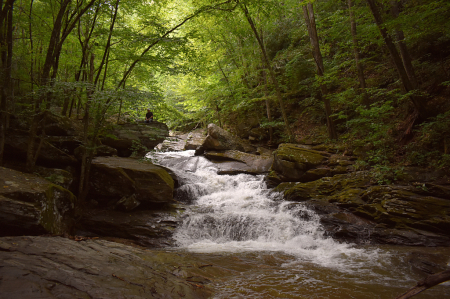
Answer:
347;0;369;108
303;3;338;140
0;0;14;165
262;69;273;144
241;3;293;141
366;0;428;119
390;0;418;88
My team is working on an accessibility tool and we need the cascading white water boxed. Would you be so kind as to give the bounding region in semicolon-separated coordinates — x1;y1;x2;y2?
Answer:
149;150;383;271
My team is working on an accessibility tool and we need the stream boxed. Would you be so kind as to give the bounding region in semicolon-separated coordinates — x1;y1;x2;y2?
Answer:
149;150;450;298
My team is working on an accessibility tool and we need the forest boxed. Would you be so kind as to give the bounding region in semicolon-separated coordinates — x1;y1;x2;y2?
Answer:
1;1;450;297
1;0;450;178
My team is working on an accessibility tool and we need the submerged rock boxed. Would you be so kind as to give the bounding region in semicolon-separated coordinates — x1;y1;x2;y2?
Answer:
89;157;174;208
0;236;213;299
0;167;76;236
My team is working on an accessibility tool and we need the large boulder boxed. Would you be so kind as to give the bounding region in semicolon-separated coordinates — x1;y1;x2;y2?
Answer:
89;156;174;207
205;150;273;174
4;128;78;167
202;123;248;152
0;167;76;236
269;143;328;184
184;130;206;150
279;173;450;246
74;205;184;247
0;236;214;298
101;122;169;157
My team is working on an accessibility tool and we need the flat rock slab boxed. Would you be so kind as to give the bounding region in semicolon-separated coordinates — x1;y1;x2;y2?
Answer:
74;205;185;247
205;150;273;174
0;167;75;236
89;157;174;206
0;236;213;299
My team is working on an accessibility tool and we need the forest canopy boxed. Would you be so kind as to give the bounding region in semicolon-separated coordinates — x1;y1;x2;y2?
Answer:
1;0;450;174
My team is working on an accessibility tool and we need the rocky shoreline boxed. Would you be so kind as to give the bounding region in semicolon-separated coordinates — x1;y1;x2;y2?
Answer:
1;116;449;298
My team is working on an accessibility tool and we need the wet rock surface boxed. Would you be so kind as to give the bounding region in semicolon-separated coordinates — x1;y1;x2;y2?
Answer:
89;157;174;207
205;150;273;174
278;172;450;246
0;236;213;299
0;167;76;236
74;204;185;247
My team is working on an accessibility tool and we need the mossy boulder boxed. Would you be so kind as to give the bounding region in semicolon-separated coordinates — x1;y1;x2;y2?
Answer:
354;186;450;234
284;173;370;202
0;167;76;236
271;143;328;182
280;172;450;245
89;157;174;208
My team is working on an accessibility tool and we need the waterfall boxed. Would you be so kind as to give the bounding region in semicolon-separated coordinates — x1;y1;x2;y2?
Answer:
149;150;382;270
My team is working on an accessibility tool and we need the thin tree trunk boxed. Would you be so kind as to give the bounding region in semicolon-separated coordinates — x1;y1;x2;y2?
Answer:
241;3;293;141
262;69;273;144
347;0;369;108
390;0;418;88
0;0;14;165
303;3;338;140
366;0;428;119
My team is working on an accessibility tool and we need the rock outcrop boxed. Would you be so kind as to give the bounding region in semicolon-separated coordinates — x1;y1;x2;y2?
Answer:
0;167;76;236
184;130;206;150
0;236;213;299
204;150;273;174
89;156;174;208
276;172;450;246
74;205;184;247
200;123;255;153
101;122;169;157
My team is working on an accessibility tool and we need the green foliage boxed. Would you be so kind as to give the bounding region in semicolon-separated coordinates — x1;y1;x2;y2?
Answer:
404;110;450;168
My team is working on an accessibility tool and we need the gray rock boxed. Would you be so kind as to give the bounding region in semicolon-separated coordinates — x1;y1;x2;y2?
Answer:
184;130;206;150
0;236;213;298
202;124;246;152
74;205;185;247
205;150;273;174
5;129;78;167
101;122;169;157
89;156;174;207
0;167;76;236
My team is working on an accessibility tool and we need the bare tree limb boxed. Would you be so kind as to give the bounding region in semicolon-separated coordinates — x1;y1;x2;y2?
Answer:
395;269;450;299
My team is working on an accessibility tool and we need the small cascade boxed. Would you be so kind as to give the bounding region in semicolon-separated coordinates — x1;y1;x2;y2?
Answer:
149;150;384;271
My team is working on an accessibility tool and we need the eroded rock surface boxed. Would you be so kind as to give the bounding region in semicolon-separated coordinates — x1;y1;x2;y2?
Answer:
89;157;174;208
102;122;169;157
0;167;76;236
74;205;184;247
205;150;273;174
277;172;450;246
0;236;213;299
202;123;253;152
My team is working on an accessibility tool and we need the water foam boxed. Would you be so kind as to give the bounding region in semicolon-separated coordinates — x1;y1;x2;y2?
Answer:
149;150;384;271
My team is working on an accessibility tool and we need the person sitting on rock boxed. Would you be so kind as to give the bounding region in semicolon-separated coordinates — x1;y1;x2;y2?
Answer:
145;109;154;123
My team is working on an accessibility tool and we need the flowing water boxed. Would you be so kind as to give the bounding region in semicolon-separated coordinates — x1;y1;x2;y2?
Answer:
149;150;450;298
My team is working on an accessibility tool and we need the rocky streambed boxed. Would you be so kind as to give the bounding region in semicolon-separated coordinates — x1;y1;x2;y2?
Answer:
1;118;450;298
